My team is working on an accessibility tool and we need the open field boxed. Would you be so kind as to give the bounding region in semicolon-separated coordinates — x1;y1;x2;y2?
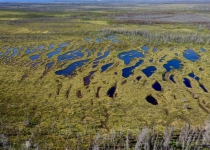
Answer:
1;2;210;149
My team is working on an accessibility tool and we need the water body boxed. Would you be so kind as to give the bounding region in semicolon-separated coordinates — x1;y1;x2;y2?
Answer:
101;63;114;72
183;78;192;88
5;48;13;55
85;50;91;57
96;38;102;43
39;45;44;50
141;46;149;51
97;51;102;56
152;81;162;91
32;49;37;53
136;76;142;81
83;71;95;86
94;49;111;61
49;44;54;50
159;55;167;62
146;95;158;105
188;72;200;81
122;60;144;78
85;38;90;42
118;50;144;65
10;48;18;57
92;49;111;68
57;49;84;62
112;39;120;43
107;86;116;98
105;35;119;43
46;47;62;58
46;62;54;70
201;48;206;52
199;83;208;93
153;47;157;53
59;43;68;48
25;49;31;55
175;53;178;56
55;59;89;76
169;75;176;83
163;59;182;72
199;68;204;71
85;49;94;57
183;49;200;62
142;66;157;77
30;55;40;61
188;72;208;92
149;59;153;62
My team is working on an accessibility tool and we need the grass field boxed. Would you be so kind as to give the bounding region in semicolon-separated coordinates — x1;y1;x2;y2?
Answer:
1;2;210;149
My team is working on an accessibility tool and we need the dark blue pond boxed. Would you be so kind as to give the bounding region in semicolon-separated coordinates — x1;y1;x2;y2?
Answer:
152;81;162;91
25;49;31;55
93;49;111;65
199;83;208;93
153;47;157;53
118;50;144;65
183;49;200;62
59;43;68;47
183;78;192;88
201;48;206;52
107;86;116;98
30;55;40;61
159;55;167;62
122;60;144;78
146;95;158;105
98;49;110;60
101;63;114;72
142;66;157;77
46;47;62;58
49;44;54;50
83;71;95;86
96;38;102;43
141;46;149;51
188;72;200;81
162;73;166;81
57;50;84;62
55;60;89;76
169;75;176;83
149;59;153;62
136;76;142;81
187;72;208;92
199;68;204;71
163;59;182;72
10;49;18;57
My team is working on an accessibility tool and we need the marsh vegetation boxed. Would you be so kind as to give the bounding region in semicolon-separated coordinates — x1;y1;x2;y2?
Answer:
1;1;210;149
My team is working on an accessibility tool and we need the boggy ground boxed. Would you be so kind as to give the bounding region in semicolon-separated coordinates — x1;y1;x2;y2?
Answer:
0;2;210;149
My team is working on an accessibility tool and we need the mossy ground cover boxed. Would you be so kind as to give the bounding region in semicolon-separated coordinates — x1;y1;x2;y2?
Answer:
0;3;210;149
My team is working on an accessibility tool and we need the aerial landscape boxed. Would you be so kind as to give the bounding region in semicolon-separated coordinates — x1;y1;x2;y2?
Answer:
1;0;210;149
